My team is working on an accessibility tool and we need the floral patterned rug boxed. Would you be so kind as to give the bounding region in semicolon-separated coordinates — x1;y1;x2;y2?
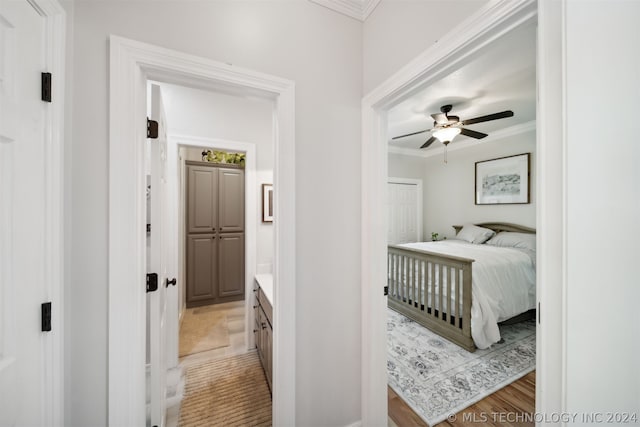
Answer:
387;308;536;426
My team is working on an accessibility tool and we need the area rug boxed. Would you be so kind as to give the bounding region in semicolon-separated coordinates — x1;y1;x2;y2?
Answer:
178;351;271;427
387;308;536;426
179;306;230;357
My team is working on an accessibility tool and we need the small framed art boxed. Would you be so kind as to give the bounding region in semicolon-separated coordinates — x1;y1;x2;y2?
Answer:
262;184;273;222
475;153;530;205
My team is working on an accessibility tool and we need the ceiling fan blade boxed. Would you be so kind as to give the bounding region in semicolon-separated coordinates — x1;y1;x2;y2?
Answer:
392;129;430;140
462;110;514;125
431;113;449;124
460;128;488;139
420;136;437;149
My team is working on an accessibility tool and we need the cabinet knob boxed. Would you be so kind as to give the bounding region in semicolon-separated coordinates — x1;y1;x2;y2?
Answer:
261;322;267;330
165;277;177;287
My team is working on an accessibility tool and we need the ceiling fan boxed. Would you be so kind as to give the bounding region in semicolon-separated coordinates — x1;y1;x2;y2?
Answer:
392;104;514;149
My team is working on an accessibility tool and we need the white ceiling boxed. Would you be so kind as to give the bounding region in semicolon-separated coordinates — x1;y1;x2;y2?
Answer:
387;23;536;153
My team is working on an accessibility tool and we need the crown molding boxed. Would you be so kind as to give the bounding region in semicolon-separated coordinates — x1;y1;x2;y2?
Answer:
309;0;381;22
388;120;536;158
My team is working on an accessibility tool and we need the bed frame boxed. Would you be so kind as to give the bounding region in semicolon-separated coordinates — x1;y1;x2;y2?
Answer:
387;222;535;352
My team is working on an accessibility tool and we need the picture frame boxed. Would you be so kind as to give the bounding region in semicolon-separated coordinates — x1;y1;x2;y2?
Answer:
475;153;530;205
262;184;273;222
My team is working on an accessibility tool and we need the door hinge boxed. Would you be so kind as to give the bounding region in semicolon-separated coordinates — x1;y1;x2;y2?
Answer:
384;286;389;296
41;302;52;332
41;72;52;103
538;302;541;324
146;273;158;293
147;118;158;139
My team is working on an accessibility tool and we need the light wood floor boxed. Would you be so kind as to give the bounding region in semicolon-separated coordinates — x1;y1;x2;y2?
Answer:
388;371;535;427
178;300;246;367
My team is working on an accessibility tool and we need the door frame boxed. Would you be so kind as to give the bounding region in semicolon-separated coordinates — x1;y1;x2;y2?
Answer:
108;36;296;426
361;0;566;423
387;177;423;243
27;0;66;425
170;134;259;355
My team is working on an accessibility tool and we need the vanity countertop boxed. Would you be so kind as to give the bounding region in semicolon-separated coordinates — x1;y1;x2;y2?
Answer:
254;273;273;305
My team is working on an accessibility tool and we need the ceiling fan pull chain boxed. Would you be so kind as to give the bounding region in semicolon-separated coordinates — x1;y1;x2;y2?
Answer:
444;144;448;164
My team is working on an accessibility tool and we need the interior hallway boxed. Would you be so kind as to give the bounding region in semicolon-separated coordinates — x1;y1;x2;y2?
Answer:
172;301;272;426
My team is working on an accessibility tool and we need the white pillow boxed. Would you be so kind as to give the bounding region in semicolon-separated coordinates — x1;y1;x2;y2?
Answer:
486;232;536;252
455;224;495;244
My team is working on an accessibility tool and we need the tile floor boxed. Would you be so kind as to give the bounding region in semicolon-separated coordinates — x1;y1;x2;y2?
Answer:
178;300;247;367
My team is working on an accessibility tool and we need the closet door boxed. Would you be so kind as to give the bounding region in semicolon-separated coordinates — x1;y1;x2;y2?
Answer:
187;165;218;233
218;233;245;297
218;168;244;232
387;181;421;244
187;234;218;302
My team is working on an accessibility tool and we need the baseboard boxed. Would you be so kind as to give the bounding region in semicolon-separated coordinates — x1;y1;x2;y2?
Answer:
344;421;362;427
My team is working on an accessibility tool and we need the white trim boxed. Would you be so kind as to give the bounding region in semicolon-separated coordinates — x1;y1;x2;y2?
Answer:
343;421;362;427
169;134;258;352
361;0;381;20
360;1;551;424
388;120;536;158
36;1;66;426
308;0;380;22
536;0;568;419
387;177;423;242
109;36;296;426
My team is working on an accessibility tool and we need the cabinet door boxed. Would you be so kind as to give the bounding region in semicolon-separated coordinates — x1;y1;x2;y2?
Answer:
264;321;273;388
218;168;244;232
218;233;245;297
187;234;217;302
187;165;218;233
255;306;263;360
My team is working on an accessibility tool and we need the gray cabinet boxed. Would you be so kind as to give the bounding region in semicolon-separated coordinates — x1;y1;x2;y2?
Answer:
186;162;245;307
218;169;244;232
254;282;273;391
218;233;244;297
187;165;218;234
187;234;217;301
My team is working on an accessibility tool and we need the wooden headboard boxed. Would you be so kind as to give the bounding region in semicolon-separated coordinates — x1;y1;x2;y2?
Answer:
452;222;536;235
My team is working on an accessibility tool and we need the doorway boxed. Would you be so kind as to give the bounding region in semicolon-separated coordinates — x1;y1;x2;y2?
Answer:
108;36;296;425
144;79;274;425
360;1;554;424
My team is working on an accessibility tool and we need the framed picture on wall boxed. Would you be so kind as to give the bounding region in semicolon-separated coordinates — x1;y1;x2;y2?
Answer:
262;184;273;222
475;153;530;205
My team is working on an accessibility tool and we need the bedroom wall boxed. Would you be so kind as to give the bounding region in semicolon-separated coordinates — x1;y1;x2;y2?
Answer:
422;131;535;239
69;2;362;426
388;130;535;240
362;0;488;94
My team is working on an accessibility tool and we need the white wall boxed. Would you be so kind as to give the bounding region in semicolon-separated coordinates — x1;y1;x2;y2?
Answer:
389;131;536;240
564;1;640;419
69;2;362;426
160;83;274;273
363;0;488;93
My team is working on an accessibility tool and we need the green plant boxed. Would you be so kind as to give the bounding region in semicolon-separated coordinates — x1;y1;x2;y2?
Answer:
202;150;245;167
431;232;439;241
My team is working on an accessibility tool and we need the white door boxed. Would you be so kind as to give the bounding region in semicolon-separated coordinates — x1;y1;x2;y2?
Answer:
148;84;170;427
0;1;50;425
387;179;422;244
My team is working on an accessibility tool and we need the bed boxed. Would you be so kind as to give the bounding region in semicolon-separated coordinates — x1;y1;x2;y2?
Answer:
387;222;536;352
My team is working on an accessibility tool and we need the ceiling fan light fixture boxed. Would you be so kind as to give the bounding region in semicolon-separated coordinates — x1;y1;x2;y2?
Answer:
433;127;461;143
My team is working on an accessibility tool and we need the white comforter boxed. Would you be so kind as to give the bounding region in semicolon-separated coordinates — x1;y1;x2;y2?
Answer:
398;240;536;349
